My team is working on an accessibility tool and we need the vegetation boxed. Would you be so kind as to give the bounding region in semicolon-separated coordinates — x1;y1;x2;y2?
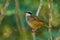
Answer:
0;0;60;40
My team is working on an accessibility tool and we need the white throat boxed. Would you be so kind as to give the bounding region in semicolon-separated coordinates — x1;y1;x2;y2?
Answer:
26;13;31;16
26;13;31;21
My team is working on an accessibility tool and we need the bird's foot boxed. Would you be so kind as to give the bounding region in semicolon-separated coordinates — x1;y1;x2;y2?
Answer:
32;29;36;33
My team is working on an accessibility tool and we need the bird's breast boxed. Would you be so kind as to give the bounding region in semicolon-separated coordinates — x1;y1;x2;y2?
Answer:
26;16;31;21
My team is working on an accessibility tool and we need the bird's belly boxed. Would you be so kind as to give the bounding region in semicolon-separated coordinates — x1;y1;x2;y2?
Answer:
28;21;41;30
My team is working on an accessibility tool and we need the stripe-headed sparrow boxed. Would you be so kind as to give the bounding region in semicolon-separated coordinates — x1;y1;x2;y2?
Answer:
26;11;47;32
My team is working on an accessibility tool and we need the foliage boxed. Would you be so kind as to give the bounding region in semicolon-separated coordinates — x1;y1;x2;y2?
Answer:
0;0;60;40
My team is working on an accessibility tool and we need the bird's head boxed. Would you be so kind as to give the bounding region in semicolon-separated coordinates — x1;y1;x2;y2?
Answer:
26;11;32;17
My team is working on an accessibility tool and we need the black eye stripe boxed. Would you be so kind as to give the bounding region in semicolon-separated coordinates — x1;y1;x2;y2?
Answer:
26;11;32;14
28;12;32;14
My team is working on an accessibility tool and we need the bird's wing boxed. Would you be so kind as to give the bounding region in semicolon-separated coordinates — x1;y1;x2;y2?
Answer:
29;16;46;25
31;16;44;22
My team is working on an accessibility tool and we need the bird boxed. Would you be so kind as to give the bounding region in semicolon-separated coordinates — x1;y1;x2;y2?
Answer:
26;11;48;32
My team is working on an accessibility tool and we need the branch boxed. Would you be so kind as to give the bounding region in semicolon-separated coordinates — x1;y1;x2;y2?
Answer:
32;32;36;40
15;0;28;40
15;0;21;34
1;0;11;15
15;0;26;33
36;0;43;16
0;0;11;24
48;0;53;40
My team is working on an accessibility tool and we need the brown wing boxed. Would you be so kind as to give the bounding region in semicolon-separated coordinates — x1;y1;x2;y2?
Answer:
31;16;43;21
28;16;46;29
28;15;48;31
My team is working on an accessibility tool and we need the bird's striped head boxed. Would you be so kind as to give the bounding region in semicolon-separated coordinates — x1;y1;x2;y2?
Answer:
26;11;32;16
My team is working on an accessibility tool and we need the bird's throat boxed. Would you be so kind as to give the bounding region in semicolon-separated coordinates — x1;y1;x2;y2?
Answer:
26;16;31;21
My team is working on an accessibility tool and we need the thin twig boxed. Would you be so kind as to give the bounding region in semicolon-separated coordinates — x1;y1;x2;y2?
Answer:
15;0;28;40
15;0;21;34
1;0;11;15
15;0;24;33
32;32;36;40
48;0;53;40
15;14;21;34
36;0;43;16
0;0;11;24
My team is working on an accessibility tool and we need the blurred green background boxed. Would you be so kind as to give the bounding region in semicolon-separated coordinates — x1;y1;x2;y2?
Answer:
0;0;60;40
